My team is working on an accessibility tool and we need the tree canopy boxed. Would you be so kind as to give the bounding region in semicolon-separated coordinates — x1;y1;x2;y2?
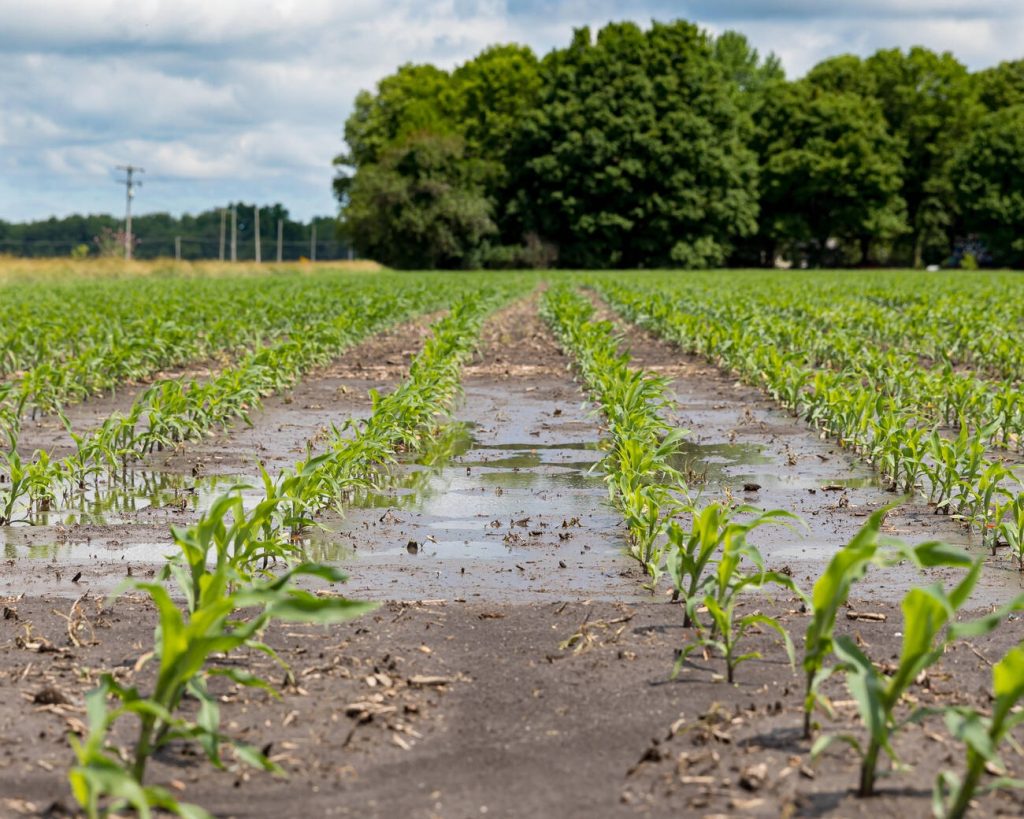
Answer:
334;21;1024;269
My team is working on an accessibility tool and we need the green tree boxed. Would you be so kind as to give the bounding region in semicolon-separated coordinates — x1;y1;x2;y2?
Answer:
864;47;980;267
337;63;456;175
755;81;907;266
341;132;497;269
805;54;877;98
974;59;1024;111
509;21;759;268
954;105;1024;267
451;44;541;163
711;30;784;113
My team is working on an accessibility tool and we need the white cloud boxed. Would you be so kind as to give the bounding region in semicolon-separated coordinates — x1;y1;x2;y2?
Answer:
0;0;1020;222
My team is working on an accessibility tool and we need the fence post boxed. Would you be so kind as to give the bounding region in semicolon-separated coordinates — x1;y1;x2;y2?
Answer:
277;219;283;263
310;224;317;262
174;236;181;261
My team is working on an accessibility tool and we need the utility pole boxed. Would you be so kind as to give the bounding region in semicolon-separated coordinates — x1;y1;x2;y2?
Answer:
116;164;144;260
219;209;226;261
310;224;317;262
276;218;283;263
230;205;237;262
254;205;261;263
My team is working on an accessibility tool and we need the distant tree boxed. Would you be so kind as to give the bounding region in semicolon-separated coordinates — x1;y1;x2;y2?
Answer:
509;21;759;268
712;30;784;112
864;47;980;267
974;59;1024;111
805;54;877;98
954;105;1024;267
451;44;541;163
337;64;456;178
754;81;907;266
341;132;497;269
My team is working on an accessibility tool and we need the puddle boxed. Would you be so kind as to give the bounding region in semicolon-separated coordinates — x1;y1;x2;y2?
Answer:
669;439;881;492
2;471;262;528
320;437;618;561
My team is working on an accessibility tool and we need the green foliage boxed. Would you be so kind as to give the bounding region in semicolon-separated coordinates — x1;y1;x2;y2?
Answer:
510;21;758;268
711;30;784;111
679;504;801;682
934;645;1024;818
974;59;1024;112
341;132;498;269
67;283;524;817
954;105;1024;267
801;507;976;739
864;47;980;267
332;24;1023;269
754;80;907;265
665;502;795;629
814;562;978;796
540;285;687;579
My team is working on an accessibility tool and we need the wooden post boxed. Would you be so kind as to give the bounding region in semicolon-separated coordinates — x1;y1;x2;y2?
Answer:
174;236;181;261
276;218;283;263
230;206;237;262
310;224;317;262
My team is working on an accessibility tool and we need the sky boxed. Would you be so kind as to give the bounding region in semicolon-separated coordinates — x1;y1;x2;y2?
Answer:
0;0;1021;224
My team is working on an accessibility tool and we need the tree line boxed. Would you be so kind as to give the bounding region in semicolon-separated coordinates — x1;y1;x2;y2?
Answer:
0;205;348;261
333;20;1024;269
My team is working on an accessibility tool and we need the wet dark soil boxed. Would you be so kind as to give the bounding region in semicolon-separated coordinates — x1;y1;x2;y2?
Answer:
1;595;1021;818
2;294;1023;818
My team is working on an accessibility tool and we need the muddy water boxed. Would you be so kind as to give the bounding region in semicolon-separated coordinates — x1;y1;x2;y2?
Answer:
309;382;649;603
0;378;649;603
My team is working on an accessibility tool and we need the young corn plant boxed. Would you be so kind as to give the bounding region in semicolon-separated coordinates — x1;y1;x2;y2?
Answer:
688;526;801;683
666;502;795;628
933;645;1024;818
998;491;1024;570
813;557;1024;798
70;491;375;818
0;448;29;525
802;506;977;739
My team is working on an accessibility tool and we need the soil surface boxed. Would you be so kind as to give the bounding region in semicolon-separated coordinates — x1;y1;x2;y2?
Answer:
2;293;1023;818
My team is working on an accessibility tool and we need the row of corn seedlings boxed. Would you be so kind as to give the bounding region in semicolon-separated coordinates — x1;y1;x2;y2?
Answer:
540;285;689;581
0;271;474;443
544;281;1024;815
68;285;516;818
539;286;803;684
594;275;1024;571
0;277;479;524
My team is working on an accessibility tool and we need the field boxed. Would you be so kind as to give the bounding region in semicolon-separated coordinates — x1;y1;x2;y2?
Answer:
1;264;1023;818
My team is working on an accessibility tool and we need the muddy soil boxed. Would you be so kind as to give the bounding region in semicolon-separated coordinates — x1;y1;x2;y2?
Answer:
314;296;647;603
2;294;1023;818
2;595;1021;818
603;302;1024;607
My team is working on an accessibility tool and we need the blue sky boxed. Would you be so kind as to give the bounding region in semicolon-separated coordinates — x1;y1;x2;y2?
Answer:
0;0;1020;223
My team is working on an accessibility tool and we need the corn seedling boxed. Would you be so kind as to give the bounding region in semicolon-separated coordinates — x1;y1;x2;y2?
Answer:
686;522;801;683
933;645;1024;818
802;505;977;740
666;503;796;629
812;557;1023;797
